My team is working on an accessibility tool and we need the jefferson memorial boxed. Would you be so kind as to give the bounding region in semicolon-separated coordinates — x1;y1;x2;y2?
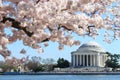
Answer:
71;41;108;68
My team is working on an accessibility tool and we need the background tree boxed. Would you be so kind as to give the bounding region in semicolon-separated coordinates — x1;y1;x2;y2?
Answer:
0;57;29;72
42;58;55;71
57;58;70;68
105;52;120;69
0;61;15;72
25;56;44;72
0;0;120;59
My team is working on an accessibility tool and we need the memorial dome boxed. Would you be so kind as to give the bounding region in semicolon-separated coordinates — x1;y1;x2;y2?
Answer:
77;41;105;53
71;41;107;67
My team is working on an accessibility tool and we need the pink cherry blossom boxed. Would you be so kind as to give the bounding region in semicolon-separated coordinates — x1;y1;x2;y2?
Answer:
0;0;119;59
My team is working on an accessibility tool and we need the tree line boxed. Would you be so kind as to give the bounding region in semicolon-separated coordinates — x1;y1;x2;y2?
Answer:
0;52;120;73
0;57;70;73
105;52;120;70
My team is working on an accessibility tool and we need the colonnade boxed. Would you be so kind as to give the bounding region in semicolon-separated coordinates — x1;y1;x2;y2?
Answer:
72;54;107;67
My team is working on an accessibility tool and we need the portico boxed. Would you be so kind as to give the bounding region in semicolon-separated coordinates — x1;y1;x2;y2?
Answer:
71;41;108;67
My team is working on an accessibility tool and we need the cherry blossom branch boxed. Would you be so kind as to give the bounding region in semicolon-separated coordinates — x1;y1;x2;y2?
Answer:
88;25;95;35
36;0;49;4
36;0;41;4
1;17;34;37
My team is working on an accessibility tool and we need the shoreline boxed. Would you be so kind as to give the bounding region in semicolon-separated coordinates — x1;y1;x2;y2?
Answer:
2;72;120;75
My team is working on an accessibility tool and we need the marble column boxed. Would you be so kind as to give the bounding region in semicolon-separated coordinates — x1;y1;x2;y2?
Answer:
102;55;104;66
97;53;100;67
87;55;88;66
93;55;96;66
76;55;77;66
72;55;73;66
76;55;78;66
90;55;93;66
80;55;81;66
81;55;83;66
83;55;85;66
71;55;73;66
74;55;76;67
78;55;79;66
103;55;106;66
73;55;75;67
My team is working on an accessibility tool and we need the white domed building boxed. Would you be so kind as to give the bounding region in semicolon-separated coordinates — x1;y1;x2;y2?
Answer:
71;41;108;68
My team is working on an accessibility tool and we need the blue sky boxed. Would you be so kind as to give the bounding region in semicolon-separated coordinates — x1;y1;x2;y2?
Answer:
0;29;120;62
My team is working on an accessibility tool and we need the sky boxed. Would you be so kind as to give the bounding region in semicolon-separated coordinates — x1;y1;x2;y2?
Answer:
0;29;120;62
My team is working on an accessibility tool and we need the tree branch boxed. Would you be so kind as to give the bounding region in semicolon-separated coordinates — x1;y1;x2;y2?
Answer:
1;17;34;37
87;25;95;35
36;0;49;4
36;0;41;4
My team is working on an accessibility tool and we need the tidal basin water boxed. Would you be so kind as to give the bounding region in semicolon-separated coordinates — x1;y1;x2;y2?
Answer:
0;75;120;80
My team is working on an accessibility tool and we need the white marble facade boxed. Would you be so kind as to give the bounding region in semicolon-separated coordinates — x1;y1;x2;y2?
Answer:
71;41;108;67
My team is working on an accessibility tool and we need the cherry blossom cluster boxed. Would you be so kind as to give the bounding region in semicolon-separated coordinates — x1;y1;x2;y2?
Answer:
0;0;120;59
5;57;28;67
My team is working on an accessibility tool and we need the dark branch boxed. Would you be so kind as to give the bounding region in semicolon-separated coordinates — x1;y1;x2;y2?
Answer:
87;25;95;35
42;38;50;42
58;24;72;31
1;17;34;37
36;0;40;4
22;27;34;37
36;0;49;4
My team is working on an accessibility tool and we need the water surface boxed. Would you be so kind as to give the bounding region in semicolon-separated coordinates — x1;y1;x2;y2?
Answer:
0;75;120;80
